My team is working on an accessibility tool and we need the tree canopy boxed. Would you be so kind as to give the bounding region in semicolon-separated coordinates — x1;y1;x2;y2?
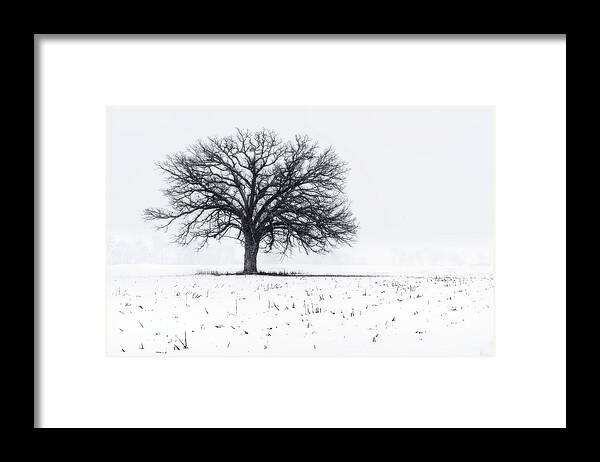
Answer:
143;128;358;273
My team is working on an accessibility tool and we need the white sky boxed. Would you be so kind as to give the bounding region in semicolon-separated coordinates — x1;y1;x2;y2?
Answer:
107;106;494;270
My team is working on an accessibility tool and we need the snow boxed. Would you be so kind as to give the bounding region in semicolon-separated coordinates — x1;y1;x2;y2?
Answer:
107;264;494;356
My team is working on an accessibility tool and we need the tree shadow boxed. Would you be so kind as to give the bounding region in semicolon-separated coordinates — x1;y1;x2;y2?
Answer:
194;270;384;278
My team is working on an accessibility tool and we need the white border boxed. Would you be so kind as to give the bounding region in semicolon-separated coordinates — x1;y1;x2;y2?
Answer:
37;36;566;427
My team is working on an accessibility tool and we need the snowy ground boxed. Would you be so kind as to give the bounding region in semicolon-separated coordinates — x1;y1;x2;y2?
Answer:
107;264;494;356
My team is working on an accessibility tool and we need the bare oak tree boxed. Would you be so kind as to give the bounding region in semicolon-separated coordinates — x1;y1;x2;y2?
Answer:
143;129;358;273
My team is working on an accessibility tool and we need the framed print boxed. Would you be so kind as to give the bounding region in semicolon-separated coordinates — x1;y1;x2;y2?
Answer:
36;35;566;428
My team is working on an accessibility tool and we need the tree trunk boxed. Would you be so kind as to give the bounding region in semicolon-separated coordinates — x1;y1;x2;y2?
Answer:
243;237;259;274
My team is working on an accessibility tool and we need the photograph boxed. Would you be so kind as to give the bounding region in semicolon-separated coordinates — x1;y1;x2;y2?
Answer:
106;106;495;356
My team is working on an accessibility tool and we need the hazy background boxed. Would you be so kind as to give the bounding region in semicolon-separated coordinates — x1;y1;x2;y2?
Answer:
107;106;494;272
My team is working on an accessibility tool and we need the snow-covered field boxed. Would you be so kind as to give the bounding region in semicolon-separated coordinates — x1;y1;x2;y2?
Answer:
107;264;494;356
